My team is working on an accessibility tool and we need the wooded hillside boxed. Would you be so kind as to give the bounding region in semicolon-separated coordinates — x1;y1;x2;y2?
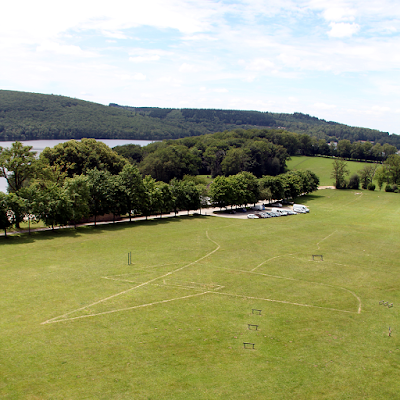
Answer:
1;89;399;148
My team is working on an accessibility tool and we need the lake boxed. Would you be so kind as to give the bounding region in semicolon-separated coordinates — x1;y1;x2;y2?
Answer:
0;139;155;193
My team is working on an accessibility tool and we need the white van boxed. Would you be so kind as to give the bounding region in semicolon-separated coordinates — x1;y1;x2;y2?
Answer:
253;204;265;211
293;204;309;213
271;208;288;216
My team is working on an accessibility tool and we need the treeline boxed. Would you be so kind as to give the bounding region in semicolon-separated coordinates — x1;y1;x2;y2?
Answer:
331;155;400;192
0;140;319;236
1;90;399;149
113;129;397;183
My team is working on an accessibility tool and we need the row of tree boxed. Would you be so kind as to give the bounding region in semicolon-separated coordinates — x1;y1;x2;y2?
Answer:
113;130;398;184
331;154;400;190
0;141;320;236
210;170;319;210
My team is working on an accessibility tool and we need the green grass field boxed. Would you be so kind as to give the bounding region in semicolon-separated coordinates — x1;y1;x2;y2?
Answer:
287;156;380;186
1;189;400;399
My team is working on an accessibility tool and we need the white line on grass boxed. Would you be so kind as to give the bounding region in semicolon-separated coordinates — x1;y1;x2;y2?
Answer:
41;231;220;325
316;230;338;250
212;292;357;314
43;292;211;324
251;254;297;272
213;266;361;313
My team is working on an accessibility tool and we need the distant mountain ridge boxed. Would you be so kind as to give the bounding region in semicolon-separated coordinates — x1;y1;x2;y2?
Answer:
0;89;399;148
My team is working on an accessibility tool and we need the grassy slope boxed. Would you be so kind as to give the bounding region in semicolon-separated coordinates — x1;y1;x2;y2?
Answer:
1;189;399;399
287;156;380;186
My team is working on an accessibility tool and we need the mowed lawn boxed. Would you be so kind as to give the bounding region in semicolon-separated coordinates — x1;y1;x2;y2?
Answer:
287;156;380;186
1;189;400;399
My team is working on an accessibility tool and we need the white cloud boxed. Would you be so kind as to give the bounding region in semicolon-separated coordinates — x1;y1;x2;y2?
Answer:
241;58;275;71
133;73;146;81
322;6;356;22
101;30;128;39
314;102;337;110
328;22;360;37
36;41;95;57
179;63;200;73
129;55;161;63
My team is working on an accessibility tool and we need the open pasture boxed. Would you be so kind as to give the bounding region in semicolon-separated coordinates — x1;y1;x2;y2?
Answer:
1;189;399;399
287;156;379;186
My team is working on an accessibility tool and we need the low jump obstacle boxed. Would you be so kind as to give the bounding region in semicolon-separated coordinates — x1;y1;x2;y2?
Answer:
248;324;259;331
312;254;323;261
243;342;255;349
252;309;262;315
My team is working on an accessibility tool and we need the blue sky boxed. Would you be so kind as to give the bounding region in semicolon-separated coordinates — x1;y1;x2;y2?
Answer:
1;0;400;134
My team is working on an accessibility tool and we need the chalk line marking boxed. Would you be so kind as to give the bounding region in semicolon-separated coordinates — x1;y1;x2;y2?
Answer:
212;292;357;314
41;231;220;325
251;254;297;272
212;266;361;314
43;292;210;324
316;230;338;250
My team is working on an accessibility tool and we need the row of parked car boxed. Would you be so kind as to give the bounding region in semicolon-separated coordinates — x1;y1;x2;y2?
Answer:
247;204;309;219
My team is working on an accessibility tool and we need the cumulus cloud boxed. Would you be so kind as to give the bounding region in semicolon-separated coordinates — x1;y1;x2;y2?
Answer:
328;22;360;37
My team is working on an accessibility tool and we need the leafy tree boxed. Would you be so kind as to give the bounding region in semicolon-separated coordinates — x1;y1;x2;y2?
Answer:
86;169;113;225
180;181;201;215
0;192;12;236
23;181;69;229
259;175;284;202
0;141;37;193
282;172;303;199
139;144;201;182
40;139;128;177
141;175;157;220
155;181;173;217
113;144;143;164
358;165;377;189
337;140;352;158
374;166;387;190
118;164;146;221
221;148;249;176
6;192;27;229
331;159;349;189
209;176;234;209
230;172;259;206
63;175;91;227
384;154;400;185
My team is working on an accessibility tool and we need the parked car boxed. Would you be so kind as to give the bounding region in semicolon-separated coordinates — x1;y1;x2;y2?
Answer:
284;210;297;215
293;204;309;213
247;214;257;219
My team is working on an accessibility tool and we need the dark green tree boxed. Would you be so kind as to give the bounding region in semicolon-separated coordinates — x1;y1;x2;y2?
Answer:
118;164;146;222
40;138;128;177
331;159;349;189
0;141;37;193
358;165;377;189
0;192;12;237
87;169;113;225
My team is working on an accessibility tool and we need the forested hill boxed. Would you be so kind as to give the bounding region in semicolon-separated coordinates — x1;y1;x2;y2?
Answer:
1;89;399;148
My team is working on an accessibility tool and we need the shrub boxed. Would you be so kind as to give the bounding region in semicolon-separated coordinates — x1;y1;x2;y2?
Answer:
347;174;360;189
367;183;375;191
385;184;393;192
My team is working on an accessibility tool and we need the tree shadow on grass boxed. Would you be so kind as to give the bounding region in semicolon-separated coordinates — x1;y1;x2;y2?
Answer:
0;214;211;244
295;193;324;205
